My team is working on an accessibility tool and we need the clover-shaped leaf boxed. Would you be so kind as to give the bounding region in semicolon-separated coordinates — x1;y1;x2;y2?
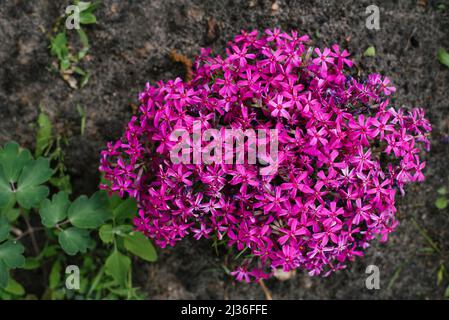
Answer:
68;191;111;229
0;240;25;286
0;142;34;208
15;158;53;209
0;241;25;269
0;144;53;210
58;227;93;256
0;142;33;183
0;217;10;242
0;174;14;209
40;191;70;228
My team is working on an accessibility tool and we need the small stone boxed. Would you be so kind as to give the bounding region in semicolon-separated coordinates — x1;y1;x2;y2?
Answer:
274;268;296;281
188;7;205;22
206;17;220;44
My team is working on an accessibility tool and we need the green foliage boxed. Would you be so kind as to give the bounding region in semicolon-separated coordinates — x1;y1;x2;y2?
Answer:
105;250;131;288
35;107;53;158
58;227;93;256
436;197;448;210
0;142;156;300
0;142;53;209
49;2;98;89
40;192;70;228
0;241;25;287
124;232;157;262
68;192;110;229
435;186;448;210
35;108;72;194
363;46;376;57
16;159;53;209
76;105;87;136
437;48;449;68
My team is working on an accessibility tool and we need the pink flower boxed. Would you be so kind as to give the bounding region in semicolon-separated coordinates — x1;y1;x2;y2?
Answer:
268;94;292;119
100;29;431;282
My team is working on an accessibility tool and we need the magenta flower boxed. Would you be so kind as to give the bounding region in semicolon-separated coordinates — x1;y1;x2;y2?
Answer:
100;29;431;282
269;94;292;119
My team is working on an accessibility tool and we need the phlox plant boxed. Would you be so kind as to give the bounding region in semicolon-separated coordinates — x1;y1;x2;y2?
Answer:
100;29;431;282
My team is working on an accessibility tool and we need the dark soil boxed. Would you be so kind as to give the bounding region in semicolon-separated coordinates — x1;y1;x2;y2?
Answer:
1;0;449;299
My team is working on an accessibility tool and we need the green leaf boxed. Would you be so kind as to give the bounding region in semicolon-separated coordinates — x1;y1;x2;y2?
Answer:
39;191;70;228
0;142;33;183
437;48;449;68
2;206;20;222
105;250;131;288
79;12;97;24
77;1;98;12
41;245;59;259
74;66;87;76
23;257;41;270
49;260;61;290
437;187;447;195
114;224;133;235
60;59;71;71
68;191;110;229
15;185;49;210
435;197;448;210
0;217;10;242
80;72;90;88
76;105;87;136
17;158;53;189
0;262;8;288
113;198;138;222
16;158;53;209
0;172;14;208
363;46;376;57
0;241;25;269
445;284;449;299
417;247;436;254
35;109;53;158
49;175;72;194
99;224;114;244
107;193;123;209
50;32;69;62
437;265;445;286
123;231;157;262
58;227;92;256
4;277;25;296
77;29;90;60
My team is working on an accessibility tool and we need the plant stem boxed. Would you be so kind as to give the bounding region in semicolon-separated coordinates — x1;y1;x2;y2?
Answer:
258;279;273;300
22;212;40;256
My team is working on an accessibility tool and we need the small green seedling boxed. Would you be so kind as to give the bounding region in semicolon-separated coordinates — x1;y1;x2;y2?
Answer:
49;1;99;89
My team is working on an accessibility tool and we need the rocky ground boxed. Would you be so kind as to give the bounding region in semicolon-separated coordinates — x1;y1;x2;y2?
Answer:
0;0;448;299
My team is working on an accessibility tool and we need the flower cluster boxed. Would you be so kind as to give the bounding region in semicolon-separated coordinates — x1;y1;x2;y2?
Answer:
100;29;431;282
